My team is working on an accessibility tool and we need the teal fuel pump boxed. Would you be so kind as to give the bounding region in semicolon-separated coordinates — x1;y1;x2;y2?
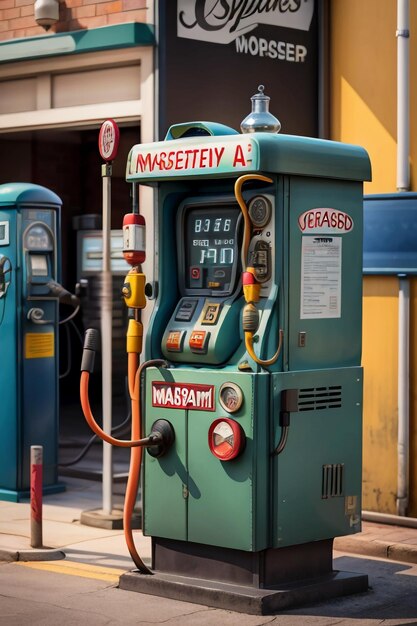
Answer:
0;183;67;502
81;89;372;614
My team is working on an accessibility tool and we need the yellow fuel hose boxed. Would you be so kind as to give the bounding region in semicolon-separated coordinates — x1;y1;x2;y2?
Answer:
234;173;273;269
234;173;284;368
245;328;284;367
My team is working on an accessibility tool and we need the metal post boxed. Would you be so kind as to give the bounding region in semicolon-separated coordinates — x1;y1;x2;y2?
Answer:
102;163;113;516
30;445;43;548
397;0;410;191
397;276;410;516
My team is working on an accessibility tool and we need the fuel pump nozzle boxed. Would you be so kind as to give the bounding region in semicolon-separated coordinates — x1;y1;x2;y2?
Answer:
47;280;80;324
0;255;12;299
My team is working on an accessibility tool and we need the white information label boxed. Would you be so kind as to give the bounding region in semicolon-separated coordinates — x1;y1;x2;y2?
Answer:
300;236;342;320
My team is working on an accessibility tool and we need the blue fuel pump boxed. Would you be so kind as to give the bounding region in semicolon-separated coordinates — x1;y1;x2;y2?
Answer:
0;183;66;502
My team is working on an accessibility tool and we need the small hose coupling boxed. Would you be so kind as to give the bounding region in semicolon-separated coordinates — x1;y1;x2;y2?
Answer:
242;267;261;303
126;318;143;353
122;269;146;309
242;303;259;333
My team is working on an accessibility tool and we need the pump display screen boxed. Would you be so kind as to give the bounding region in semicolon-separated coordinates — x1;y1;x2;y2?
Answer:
30;254;48;277
184;206;240;292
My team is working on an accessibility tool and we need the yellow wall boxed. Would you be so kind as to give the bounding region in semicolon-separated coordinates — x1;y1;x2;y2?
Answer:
331;2;417;515
362;277;398;513
330;0;417;193
362;277;417;516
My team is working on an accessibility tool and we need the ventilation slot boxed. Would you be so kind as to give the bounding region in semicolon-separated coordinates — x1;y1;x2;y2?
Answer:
322;464;344;499
298;386;342;411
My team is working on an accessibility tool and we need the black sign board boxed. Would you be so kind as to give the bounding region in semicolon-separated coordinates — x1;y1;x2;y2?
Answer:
157;0;321;140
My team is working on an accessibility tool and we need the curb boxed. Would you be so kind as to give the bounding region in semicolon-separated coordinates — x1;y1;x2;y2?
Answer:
334;537;417;565
0;547;66;562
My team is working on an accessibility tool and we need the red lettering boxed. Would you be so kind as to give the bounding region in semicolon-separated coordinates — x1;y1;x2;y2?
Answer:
298;214;307;231
233;144;246;167
151;154;160;171
322;211;330;227
159;151;167;170
136;153;152;173
307;213;315;229
199;148;209;168
184;149;193;168
175;150;184;169
214;146;225;167
166;151;174;170
314;211;321;228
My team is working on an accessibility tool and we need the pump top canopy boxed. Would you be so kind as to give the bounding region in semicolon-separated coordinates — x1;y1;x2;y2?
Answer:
126;122;371;185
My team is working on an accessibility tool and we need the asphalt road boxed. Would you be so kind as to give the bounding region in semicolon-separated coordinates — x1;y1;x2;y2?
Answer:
0;551;416;625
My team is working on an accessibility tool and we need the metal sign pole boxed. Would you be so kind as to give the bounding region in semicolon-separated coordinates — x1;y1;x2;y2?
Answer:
98;119;120;518
101;162;113;516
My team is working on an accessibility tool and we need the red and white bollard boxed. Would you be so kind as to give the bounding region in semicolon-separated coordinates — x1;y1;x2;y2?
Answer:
30;445;43;549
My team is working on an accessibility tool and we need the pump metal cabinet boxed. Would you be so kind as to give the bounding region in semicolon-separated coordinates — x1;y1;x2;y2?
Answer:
0;184;64;501
121;125;371;612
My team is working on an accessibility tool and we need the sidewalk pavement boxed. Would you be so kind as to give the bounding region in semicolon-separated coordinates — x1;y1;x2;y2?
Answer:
0;475;145;570
1;475;417;570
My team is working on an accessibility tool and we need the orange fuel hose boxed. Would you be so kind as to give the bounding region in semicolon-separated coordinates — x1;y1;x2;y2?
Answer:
80;358;167;574
128;352;138;400
125;358;157;574
80;370;151;448
125;358;167;573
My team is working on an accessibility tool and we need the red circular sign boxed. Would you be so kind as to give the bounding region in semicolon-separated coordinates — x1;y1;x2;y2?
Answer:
208;418;245;461
98;119;120;162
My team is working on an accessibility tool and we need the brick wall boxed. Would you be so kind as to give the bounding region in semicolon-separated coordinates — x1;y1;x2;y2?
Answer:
0;0;148;42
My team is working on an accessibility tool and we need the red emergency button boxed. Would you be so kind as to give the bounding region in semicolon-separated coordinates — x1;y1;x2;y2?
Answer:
208;418;245;461
166;330;184;352
189;329;209;353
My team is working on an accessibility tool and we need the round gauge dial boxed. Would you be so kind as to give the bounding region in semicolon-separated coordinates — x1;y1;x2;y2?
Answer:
248;195;272;228
208;418;245;461
24;224;53;251
219;382;243;413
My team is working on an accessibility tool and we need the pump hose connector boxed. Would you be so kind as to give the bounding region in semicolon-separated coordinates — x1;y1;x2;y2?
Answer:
81;328;100;374
242;303;259;332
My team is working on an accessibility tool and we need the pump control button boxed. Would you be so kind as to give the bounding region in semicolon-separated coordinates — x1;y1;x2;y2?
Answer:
189;330;209;353
166;330;185;352
175;298;198;322
201;302;221;325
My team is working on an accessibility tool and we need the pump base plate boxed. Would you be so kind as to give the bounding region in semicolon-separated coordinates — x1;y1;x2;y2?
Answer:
119;569;369;615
